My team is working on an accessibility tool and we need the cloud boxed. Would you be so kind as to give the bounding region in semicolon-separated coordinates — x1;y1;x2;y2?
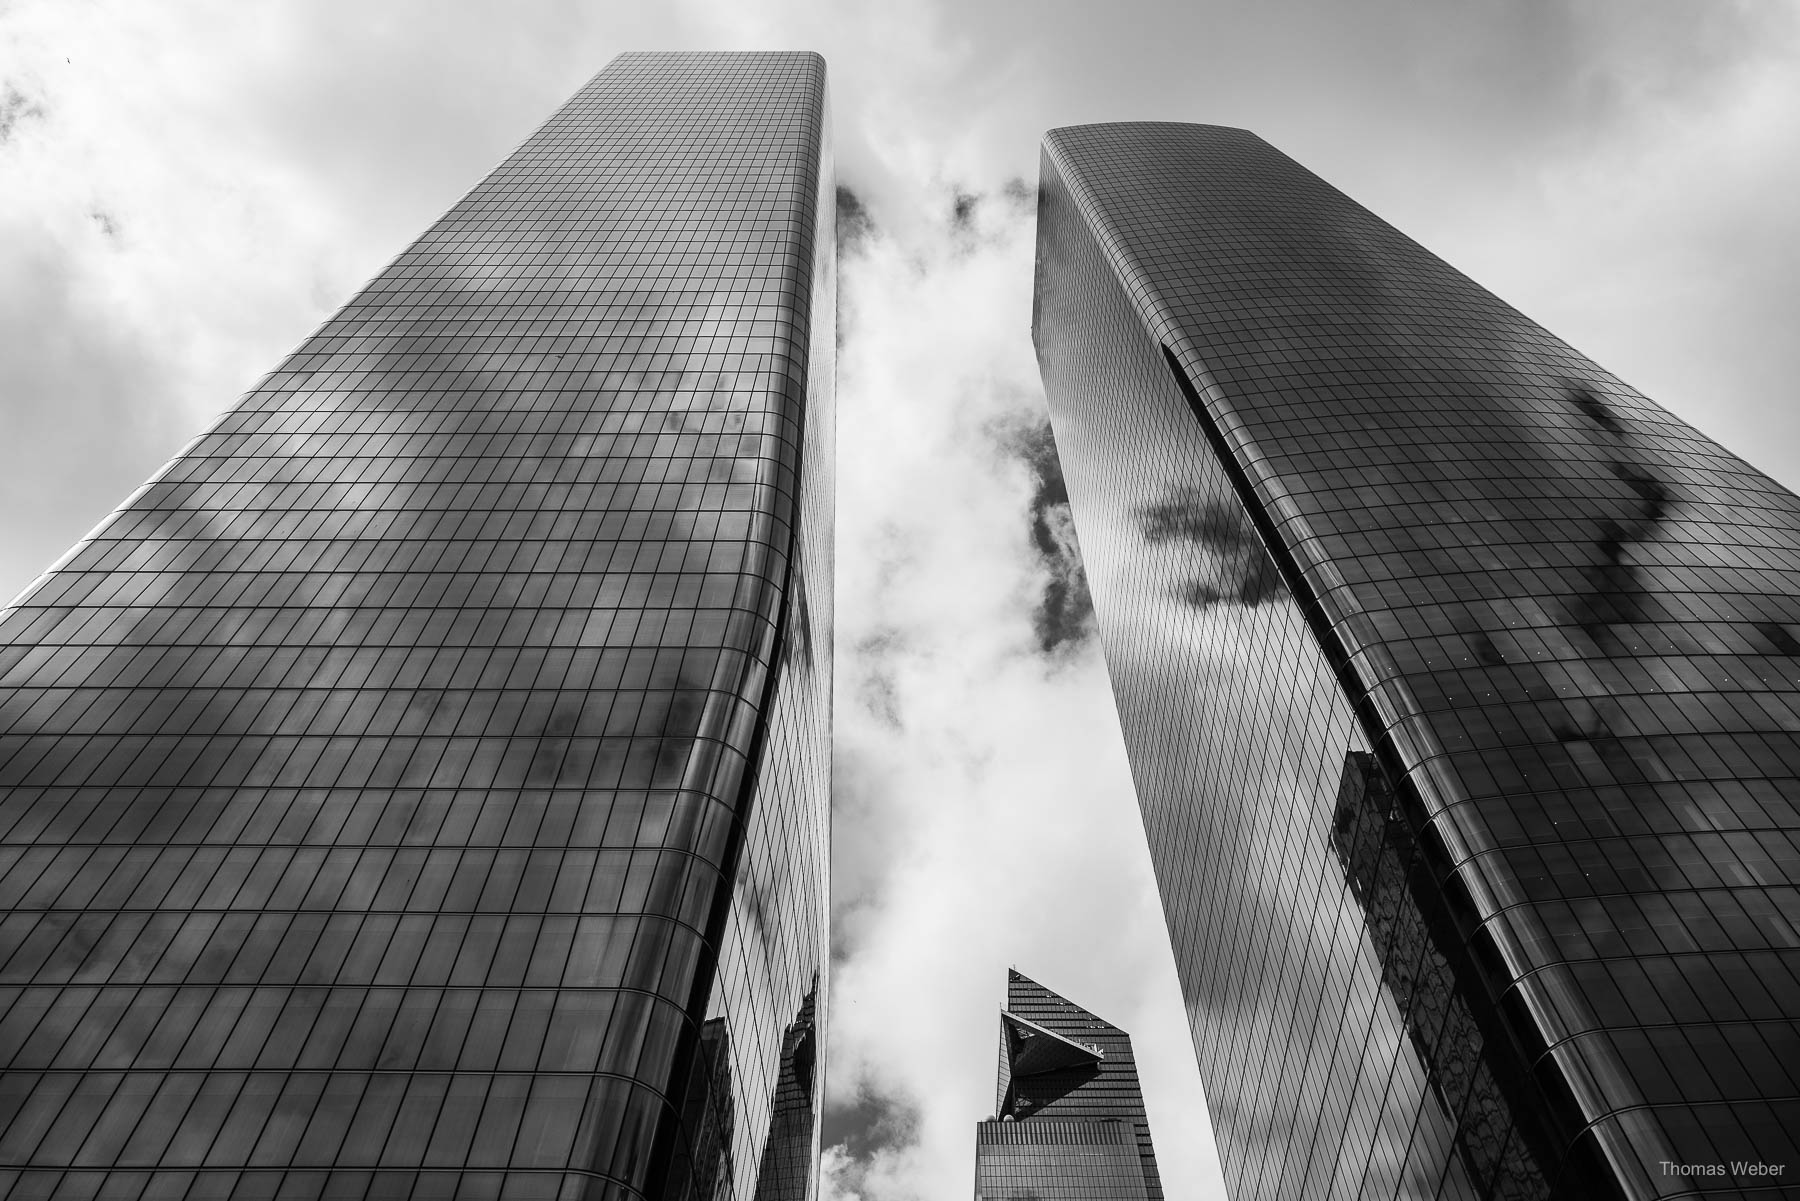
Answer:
822;1083;924;1167
949;179;1034;254
0;83;45;142
818;1084;926;1201
837;183;876;251
848;628;907;729
821;176;1214;1200
1032;501;1092;653
950;189;978;231
0;234;188;604
997;413;1093;655
1136;485;1284;609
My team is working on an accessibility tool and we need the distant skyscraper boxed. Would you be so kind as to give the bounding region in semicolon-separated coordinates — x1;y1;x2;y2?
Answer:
973;970;1162;1201
1033;123;1800;1199
0;51;832;1201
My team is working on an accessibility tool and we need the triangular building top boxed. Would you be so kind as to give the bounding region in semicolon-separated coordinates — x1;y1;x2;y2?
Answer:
1002;1009;1104;1076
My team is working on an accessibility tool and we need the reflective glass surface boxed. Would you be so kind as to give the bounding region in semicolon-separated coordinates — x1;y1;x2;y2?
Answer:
974;1121;1148;1201
973;971;1162;1201
1033;123;1800;1200
0;51;832;1201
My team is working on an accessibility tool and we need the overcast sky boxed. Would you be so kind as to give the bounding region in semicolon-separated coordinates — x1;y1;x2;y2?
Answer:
3;2;1799;1199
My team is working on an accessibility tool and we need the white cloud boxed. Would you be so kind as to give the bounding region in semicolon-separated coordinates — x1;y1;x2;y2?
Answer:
824;182;1219;1199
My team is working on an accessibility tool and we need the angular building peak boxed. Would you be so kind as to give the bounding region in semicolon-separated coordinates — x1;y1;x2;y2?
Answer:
977;972;1162;1201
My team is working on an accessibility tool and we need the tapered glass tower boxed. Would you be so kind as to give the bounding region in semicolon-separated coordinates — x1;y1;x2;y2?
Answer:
0;51;832;1201
973;971;1162;1201
1033;123;1800;1200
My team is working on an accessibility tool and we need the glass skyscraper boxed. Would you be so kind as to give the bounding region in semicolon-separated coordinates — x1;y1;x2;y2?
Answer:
0;51;832;1201
1033;123;1800;1199
973;971;1162;1201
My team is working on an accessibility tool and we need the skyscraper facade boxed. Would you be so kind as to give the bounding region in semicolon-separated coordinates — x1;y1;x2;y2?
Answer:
0;50;832;1201
973;970;1162;1201
1033;123;1800;1200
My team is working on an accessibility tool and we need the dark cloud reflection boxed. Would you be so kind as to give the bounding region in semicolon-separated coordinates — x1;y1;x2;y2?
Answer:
1137;485;1284;609
1560;382;1674;647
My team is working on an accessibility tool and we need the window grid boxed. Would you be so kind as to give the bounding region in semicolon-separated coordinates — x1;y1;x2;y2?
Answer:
1035;122;1800;1200
0;51;832;1201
